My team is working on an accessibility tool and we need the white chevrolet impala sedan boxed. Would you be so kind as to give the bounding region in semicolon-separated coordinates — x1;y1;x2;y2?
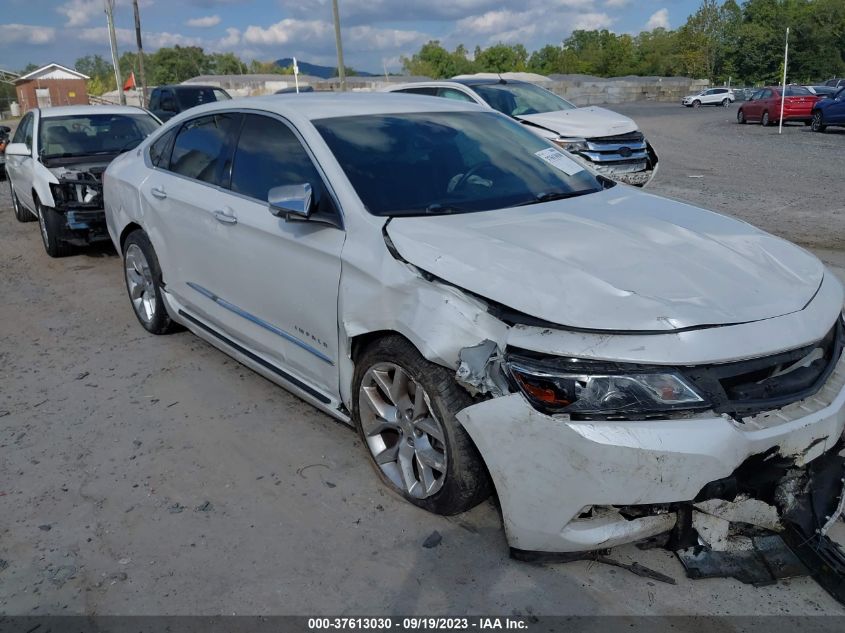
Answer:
104;94;845;557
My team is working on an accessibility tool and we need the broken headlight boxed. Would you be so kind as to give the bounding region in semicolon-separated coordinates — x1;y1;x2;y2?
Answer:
506;357;708;417
552;137;587;153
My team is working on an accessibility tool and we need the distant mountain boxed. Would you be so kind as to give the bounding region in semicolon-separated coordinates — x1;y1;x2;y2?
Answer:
274;58;375;78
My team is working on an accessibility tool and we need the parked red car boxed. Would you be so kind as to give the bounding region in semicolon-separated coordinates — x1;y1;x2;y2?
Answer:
737;86;819;126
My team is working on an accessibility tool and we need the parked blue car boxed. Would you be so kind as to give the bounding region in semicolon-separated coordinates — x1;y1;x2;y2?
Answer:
811;87;845;132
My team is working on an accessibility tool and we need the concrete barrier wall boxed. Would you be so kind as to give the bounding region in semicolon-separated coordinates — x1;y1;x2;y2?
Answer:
544;77;711;106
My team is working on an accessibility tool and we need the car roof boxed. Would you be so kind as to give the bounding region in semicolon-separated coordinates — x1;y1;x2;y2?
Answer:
38;105;151;118
168;92;484;121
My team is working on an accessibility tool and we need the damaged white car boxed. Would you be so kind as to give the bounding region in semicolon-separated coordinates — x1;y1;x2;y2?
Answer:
5;105;160;257
104;95;845;574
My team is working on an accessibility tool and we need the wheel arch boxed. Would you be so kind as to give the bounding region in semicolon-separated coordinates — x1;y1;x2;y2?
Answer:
119;222;144;254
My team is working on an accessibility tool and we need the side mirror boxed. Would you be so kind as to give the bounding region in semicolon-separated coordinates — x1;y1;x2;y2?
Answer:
268;183;313;221
4;142;30;157
161;98;177;112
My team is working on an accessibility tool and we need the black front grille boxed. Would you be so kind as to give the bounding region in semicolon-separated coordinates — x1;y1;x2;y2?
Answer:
584;131;645;144
682;319;844;417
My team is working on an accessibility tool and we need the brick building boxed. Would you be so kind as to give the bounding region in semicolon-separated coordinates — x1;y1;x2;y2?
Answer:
14;64;89;113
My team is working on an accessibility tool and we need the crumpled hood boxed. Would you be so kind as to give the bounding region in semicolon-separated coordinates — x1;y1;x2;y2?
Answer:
516;106;638;139
385;188;824;332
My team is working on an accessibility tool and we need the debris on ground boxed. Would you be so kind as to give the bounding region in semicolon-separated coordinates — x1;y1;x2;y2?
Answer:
195;501;214;513
594;555;676;585
422;530;443;549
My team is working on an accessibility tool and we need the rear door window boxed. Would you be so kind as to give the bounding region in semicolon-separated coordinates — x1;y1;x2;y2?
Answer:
169;112;242;186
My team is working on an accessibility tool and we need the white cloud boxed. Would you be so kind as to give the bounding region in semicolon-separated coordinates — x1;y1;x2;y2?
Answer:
57;0;101;27
573;12;614;30
604;0;630;7
218;27;241;47
243;17;425;53
187;14;222;28
78;26;202;49
0;24;56;45
453;5;612;46
645;8;670;30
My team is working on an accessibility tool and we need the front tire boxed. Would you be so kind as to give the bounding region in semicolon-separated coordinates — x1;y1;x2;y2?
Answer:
10;181;36;223
36;199;73;257
761;110;770;126
122;230;178;334
811;111;826;132
692;100;701;108
737;109;746;124
352;335;491;515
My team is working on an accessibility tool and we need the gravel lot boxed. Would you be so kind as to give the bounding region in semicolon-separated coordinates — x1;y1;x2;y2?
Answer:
1;102;844;618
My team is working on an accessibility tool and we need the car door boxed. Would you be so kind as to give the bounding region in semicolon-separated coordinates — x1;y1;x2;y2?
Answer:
760;89;775;117
204;112;345;395
827;89;845;123
703;89;717;104
6;112;35;210
140;111;243;320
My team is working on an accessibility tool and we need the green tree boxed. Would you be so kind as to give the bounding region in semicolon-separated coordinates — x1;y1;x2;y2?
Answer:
400;41;475;78
473;43;528;73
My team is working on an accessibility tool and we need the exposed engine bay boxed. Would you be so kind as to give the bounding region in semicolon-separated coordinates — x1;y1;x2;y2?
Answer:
50;164;106;211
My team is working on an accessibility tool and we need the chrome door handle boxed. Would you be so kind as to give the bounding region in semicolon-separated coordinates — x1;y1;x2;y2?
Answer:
150;186;167;199
214;210;237;225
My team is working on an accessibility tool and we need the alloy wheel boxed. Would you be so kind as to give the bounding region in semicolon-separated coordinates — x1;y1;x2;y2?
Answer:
812;112;825;132
762;111;770;126
124;243;157;324
358;362;448;499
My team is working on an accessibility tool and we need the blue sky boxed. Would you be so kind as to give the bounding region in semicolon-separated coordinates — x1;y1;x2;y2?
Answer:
2;0;702;74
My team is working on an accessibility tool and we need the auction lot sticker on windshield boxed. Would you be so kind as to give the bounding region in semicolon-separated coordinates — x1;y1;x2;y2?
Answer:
535;147;584;176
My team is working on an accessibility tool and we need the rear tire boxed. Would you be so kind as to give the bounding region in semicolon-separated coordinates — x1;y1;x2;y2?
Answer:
352;335;491;515
722;98;730;107
10;181;36;223
811;111;826;132
36;199;73;257
122;230;179;335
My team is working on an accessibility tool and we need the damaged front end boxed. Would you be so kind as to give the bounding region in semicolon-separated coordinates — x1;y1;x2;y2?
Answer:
47;164;110;245
452;315;845;603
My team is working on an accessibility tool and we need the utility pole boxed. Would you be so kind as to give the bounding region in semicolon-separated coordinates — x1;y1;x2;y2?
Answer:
332;0;346;91
132;0;147;106
779;27;789;136
104;0;125;105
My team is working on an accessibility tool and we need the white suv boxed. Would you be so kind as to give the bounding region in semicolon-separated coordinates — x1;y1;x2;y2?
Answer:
682;87;735;107
104;94;845;558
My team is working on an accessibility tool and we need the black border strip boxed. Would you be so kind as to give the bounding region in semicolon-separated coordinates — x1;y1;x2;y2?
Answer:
178;309;331;404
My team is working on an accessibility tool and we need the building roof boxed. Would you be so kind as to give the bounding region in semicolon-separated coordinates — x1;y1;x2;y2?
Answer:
15;63;89;83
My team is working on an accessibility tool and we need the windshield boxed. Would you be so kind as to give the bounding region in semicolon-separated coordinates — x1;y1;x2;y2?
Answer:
470;83;576;117
176;87;231;109
314;111;602;217
39;113;160;158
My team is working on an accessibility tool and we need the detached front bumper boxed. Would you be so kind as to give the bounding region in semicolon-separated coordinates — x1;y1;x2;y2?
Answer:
457;352;845;554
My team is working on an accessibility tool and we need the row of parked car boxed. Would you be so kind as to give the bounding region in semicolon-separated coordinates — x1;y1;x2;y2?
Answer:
3;83;845;561
681;83;845;130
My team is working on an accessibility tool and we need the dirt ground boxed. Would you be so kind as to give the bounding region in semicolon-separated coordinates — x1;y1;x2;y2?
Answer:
1;103;844;618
